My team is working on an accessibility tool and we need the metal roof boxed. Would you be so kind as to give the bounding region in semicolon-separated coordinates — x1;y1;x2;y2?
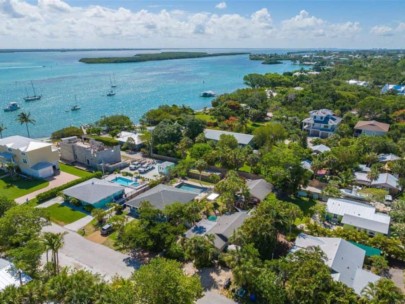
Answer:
126;184;197;210
378;153;401;162
311;144;331;153
246;179;273;201
204;129;253;145
0;259;32;291
63;178;125;205
342;214;390;234
355;172;400;190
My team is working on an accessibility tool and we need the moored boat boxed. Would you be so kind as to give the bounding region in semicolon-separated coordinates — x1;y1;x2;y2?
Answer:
200;90;216;97
3;102;21;112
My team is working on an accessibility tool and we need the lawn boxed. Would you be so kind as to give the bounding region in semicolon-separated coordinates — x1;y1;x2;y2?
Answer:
44;203;86;226
60;163;93;178
284;196;318;216
0;176;49;200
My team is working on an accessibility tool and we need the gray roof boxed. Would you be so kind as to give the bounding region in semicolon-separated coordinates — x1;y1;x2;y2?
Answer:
246;179;273;201
204;129;253;145
378;153;401;162
342;214;390;234
355;172;400;190
0;258;32;291
63;178;125;205
186;212;249;250
292;234;380;295
126;184;197;210
197;291;237;304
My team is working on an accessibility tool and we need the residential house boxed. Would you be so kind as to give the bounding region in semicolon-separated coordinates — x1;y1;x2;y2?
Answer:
326;198;391;236
197;291;237;304
116;131;144;150
126;184;197;214
354;121;390;136
292;234;380;295
60;136;122;172
63;178;125;208
246;179;273;203
302;109;342;138
310;144;331;154
381;84;405;95
354;172;401;195
0;258;32;291
378;153;401;163
347;79;368;86
298;179;327;201
185;212;250;251
204;129;254;146
0;135;59;178
157;161;175;176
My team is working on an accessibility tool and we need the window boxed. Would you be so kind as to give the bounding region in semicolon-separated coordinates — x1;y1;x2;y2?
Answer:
22;159;27;164
21;152;26;156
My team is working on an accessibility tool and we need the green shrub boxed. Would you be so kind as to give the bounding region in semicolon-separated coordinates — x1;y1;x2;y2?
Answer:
92;136;120;147
36;172;102;203
51;126;83;140
122;171;133;177
83;204;95;213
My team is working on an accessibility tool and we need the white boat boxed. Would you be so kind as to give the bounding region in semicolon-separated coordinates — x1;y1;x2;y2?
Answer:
71;105;81;111
110;74;117;88
23;81;42;102
3;101;20;112
200;90;216;97
107;89;115;97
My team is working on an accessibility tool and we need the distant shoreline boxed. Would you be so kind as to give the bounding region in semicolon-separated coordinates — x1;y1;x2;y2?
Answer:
79;51;250;64
0;48;161;54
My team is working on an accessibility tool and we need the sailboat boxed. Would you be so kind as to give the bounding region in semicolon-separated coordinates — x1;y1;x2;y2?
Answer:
106;89;115;97
110;74;117;88
23;81;42;102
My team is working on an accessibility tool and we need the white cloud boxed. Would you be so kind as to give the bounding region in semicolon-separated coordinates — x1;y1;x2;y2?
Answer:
370;25;394;36
215;2;227;10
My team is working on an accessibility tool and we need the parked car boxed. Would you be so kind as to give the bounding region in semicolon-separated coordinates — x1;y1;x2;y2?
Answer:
129;164;137;171
101;224;113;236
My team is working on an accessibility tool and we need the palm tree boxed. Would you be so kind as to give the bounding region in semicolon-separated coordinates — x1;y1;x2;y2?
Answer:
43;232;66;274
16;112;36;138
0;123;6;138
361;278;404;303
195;159;208;184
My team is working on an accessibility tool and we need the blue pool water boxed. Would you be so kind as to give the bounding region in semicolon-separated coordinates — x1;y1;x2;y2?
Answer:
112;177;139;187
176;182;207;194
0;48;309;138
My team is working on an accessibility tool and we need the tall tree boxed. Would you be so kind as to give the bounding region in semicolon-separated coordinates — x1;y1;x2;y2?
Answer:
42;232;66;274
183;235;217;268
194;159;208;184
16;112;36;138
132;258;203;304
0;123;6;138
361;278;404;304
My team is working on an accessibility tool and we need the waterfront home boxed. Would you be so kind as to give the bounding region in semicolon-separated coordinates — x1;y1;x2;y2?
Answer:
116;131;144;150
326;198;391;236
246;179;273;203
126;184;197;214
0;258;32;291
302;109;342;138
354;120;390;136
63;178;125;208
157;161;175;176
185;212;249;251
60;136;123;172
354;172;401;195
292;234;380;295
0;135;59;178
204;129;254;146
381;84;405;95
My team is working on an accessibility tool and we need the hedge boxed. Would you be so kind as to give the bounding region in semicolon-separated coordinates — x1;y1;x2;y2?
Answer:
36;172;102;203
91;136;120;147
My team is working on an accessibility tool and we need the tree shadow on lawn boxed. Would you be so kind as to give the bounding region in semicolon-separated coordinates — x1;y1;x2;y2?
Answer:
283;196;318;217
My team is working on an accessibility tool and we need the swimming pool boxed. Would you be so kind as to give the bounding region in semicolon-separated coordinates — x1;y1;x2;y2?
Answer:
176;182;207;194
112;177;139;187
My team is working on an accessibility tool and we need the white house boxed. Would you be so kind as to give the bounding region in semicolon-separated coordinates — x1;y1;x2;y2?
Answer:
354;121;390;137
204;129;254;146
292;234;380;295
0;258;32;291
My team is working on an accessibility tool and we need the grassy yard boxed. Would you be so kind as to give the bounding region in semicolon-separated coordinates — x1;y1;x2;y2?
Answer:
0;176;49;200
195;113;216;123
186;178;215;187
284;196;318;216
59;163;93;178
44;203;86;226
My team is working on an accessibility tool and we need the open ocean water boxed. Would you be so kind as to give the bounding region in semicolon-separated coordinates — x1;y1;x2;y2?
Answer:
0;48;307;138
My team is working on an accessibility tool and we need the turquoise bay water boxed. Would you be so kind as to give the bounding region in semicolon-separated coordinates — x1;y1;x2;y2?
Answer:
0;49;305;138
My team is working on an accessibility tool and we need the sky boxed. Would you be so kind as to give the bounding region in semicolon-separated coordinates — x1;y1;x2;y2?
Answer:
0;0;404;49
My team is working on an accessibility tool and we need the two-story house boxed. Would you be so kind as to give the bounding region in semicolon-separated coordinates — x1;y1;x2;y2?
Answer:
302;109;342;138
0;136;59;178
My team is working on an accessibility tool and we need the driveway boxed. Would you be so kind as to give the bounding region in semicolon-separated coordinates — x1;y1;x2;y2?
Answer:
389;267;404;293
42;223;139;280
64;215;94;232
15;172;78;204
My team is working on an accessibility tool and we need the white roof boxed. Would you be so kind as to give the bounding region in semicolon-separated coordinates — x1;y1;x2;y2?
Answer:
355;172;400;190
0;259;32;291
0;135;51;152
327;198;390;234
207;193;219;201
311;144;331;153
204;129;253;145
378;153;401;162
117;131;144;145
293;234;380;295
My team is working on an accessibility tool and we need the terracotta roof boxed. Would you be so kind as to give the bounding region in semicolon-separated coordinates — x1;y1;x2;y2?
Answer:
354;121;390;132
